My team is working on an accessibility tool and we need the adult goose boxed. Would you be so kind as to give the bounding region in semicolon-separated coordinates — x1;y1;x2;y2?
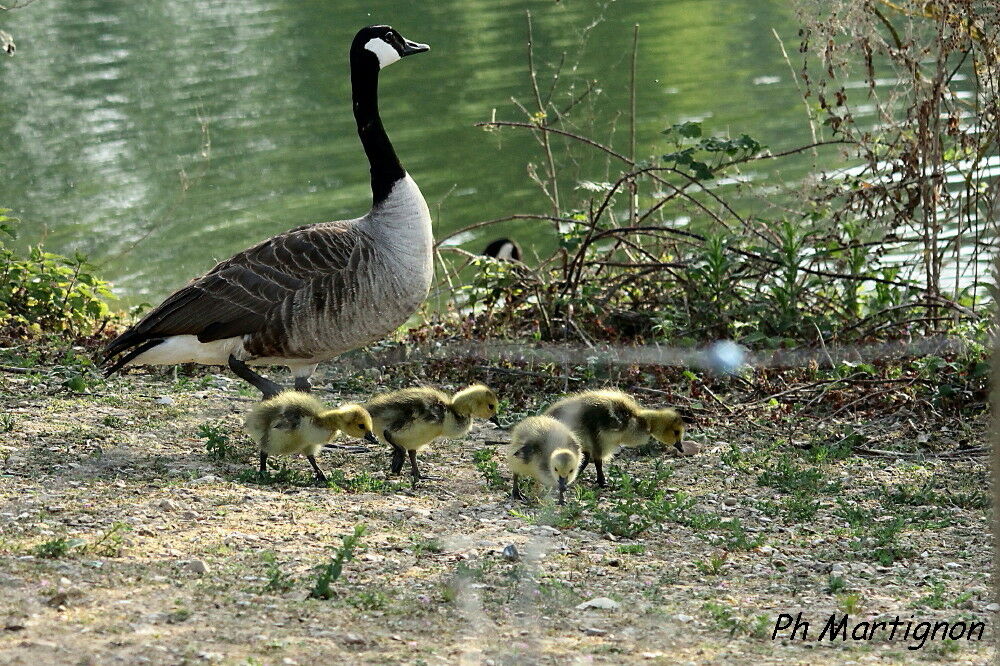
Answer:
102;25;433;397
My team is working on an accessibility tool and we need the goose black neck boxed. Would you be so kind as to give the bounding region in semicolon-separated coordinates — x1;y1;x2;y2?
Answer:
351;57;405;207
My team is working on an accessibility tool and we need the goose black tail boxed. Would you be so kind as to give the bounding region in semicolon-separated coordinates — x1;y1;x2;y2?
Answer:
103;338;164;377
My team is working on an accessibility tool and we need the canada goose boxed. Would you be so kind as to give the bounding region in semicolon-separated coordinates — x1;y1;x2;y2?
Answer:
545;389;684;487
101;25;433;398
505;415;581;505
482;238;522;262
364;384;500;487
246;391;378;483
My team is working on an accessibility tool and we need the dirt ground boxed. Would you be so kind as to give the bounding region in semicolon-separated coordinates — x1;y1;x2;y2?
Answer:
0;362;994;665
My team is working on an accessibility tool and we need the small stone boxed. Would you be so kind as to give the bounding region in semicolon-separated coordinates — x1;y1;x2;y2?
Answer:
944;562;960;569
191;475;222;484
343;633;365;646
759;546;775;556
583;627;607;636
185;559;209;575
830;564;846;574
403;508;431;519
532;525;560;537
985;603;1000;612
723;498;737;507
158;499;179;511
677;440;700;456
502;544;520;562
575;597;620;611
674;613;694;623
154;396;174;405
181;511;200;521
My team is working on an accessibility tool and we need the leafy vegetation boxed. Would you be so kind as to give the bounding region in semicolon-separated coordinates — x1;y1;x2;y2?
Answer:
0;209;116;341
308;525;366;600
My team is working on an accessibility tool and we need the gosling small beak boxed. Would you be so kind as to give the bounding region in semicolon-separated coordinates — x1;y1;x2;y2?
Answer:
558;477;567;506
365;431;379;446
673;441;684;454
400;39;430;56
489;415;502;428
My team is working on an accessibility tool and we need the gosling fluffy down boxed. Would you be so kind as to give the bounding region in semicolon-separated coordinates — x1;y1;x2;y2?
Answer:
364;384;500;486
545;389;684;487
246;391;377;482
505;416;581;505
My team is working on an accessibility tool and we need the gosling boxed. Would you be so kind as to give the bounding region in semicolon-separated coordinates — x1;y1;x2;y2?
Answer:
505;416;581;505
545;389;684;488
246;392;378;483
365;384;500;487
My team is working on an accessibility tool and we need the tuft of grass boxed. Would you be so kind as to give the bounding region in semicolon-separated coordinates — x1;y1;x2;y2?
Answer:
88;521;131;557
199;422;235;461
473;448;506;490
837;592;863;614
348;589;387;610
0;413;14;432
694;553;727;575
615;544;646;555
702;602;771;638
260;551;295;594
33;537;86;558
826;574;847;594
308;525;366;600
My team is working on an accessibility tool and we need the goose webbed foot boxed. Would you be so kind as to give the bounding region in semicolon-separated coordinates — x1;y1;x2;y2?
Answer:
228;355;283;399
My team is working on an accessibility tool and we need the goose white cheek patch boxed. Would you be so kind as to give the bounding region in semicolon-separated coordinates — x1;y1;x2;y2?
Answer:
365;37;400;68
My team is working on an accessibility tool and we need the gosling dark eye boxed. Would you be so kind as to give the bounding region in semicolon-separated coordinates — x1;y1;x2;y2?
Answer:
673;429;680;437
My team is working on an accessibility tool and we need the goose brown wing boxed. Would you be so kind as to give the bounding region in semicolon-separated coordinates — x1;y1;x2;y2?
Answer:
103;223;359;361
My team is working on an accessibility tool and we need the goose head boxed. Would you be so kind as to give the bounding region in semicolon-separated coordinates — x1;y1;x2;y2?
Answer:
351;25;429;70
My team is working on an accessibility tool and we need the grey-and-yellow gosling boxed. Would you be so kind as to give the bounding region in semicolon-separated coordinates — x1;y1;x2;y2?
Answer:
545;389;684;487
246;391;378;483
364;384;500;487
505;415;581;505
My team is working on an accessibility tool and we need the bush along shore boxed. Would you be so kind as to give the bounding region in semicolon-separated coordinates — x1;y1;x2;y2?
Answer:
0;2;995;662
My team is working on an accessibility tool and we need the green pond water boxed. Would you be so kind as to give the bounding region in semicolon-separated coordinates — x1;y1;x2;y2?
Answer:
2;1;848;304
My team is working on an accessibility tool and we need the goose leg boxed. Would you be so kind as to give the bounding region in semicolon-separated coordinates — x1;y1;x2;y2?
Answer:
292;364;318;393
306;455;329;484
259;451;268;474
228;355;283;399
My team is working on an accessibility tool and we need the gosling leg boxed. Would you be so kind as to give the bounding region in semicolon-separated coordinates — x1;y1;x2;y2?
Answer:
511;473;526;502
387;431;406;475
228;355;283;399
306;455;329;484
579;451;591;474
407;449;420;488
594;458;607;488
259;451;268;474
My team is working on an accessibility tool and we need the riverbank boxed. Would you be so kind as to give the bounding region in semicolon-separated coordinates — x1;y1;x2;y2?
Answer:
0;350;992;664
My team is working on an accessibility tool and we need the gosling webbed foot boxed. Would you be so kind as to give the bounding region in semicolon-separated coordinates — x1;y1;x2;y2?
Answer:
306;455;329;484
